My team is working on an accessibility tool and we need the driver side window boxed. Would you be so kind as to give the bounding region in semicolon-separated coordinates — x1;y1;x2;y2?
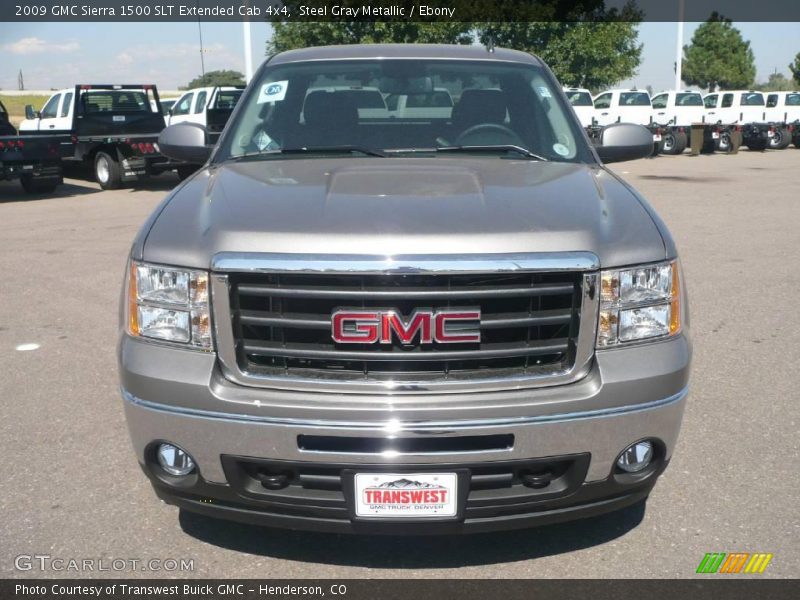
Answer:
651;95;667;109
172;93;194;116
594;94;612;109
40;94;61;119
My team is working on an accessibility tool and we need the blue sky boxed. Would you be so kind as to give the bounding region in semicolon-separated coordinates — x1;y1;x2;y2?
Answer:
1;22;798;92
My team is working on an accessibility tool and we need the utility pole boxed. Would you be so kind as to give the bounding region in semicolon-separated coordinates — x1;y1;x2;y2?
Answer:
18;69;24;90
675;0;684;90
197;1;206;85
243;14;253;83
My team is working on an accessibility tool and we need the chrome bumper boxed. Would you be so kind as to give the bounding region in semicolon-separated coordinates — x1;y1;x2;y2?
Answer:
120;332;690;484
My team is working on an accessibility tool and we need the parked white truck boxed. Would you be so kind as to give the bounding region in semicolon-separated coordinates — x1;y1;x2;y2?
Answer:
650;90;732;155
702;90;781;151
592;89;662;154
764;91;800;149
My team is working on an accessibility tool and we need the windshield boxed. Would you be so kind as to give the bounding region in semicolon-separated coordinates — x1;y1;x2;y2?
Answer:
218;59;590;163
565;91;592;106
676;93;703;106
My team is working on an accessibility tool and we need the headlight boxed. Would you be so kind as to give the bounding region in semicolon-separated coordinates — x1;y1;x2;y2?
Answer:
126;261;212;350
597;260;681;347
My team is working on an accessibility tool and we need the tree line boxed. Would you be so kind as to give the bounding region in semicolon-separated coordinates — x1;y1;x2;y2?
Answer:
184;16;800;92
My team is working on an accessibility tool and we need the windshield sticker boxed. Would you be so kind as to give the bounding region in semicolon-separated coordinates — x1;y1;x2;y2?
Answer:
257;80;288;104
537;86;552;98
553;143;570;156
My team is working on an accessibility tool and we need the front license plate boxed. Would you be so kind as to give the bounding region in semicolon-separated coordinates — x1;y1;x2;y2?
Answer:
354;473;457;518
653;134;662;142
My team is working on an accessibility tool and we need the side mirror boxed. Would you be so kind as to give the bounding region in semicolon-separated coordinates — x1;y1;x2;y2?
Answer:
158;123;212;164
595;123;653;163
25;105;39;120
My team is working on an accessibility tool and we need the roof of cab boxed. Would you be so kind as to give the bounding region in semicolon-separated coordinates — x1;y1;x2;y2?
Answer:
268;44;541;66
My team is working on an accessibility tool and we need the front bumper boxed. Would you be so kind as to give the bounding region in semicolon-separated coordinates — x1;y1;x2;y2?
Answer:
120;333;690;533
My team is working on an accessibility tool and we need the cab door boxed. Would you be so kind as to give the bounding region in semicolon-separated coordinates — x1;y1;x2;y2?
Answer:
593;92;614;126
36;93;62;131
166;91;194;126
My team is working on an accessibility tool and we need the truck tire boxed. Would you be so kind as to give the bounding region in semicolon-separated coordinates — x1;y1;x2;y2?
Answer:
662;131;687;155
768;128;791;150
20;175;60;195
715;132;732;153
94;151;122;190
176;165;197;181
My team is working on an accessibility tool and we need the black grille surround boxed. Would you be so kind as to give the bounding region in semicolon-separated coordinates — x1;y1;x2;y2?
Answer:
226;270;585;384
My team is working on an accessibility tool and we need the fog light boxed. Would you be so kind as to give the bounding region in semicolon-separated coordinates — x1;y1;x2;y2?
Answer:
156;443;195;476
616;441;653;473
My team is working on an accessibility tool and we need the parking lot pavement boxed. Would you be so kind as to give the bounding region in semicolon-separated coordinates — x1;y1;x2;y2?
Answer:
1;151;798;579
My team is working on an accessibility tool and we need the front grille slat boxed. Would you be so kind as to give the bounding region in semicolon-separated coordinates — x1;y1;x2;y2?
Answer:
237;283;574;299
227;267;585;385
242;339;571;361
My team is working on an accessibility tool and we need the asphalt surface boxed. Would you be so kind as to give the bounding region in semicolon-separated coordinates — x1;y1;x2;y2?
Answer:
1;150;798;579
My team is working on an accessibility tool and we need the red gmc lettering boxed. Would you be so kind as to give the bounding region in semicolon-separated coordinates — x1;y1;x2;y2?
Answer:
380;311;432;344
331;311;379;343
332;308;480;345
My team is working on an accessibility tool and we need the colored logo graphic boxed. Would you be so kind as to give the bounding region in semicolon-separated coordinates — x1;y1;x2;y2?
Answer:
696;552;773;574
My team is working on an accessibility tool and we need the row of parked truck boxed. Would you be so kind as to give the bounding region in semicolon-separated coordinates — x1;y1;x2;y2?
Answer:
2;82;797;196
0;83;243;194
564;87;800;155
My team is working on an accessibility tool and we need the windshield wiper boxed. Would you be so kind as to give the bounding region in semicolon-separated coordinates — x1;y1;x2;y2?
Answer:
435;145;549;161
232;145;387;161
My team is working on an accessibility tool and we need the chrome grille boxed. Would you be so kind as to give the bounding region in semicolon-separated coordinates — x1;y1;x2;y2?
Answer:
211;253;599;394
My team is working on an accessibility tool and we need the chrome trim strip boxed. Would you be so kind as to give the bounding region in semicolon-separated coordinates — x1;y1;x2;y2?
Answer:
211;252;600;274
211;263;599;394
121;386;688;430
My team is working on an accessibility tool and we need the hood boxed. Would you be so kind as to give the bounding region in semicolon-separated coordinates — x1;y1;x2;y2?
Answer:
140;157;666;270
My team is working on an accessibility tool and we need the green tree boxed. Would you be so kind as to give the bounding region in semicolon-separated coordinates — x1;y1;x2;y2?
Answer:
754;72;792;92
268;22;473;54
184;69;245;89
682;15;756;92
790;52;800;86
478;21;642;89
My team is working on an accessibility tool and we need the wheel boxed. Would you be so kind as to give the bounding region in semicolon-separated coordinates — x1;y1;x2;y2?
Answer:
20;175;60;194
745;138;768;151
94;151;121;189
176;165;197;181
662;131;687;155
768;128;791;149
715;132;732;153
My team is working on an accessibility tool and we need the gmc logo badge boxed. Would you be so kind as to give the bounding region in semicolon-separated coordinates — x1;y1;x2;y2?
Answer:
331;308;481;345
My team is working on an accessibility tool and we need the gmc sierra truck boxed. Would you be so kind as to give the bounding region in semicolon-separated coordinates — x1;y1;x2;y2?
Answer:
119;45;691;534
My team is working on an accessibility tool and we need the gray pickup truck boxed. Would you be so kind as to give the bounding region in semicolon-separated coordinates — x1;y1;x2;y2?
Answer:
119;44;691;534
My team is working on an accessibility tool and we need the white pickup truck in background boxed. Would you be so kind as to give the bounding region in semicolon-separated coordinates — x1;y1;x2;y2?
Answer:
651;90;706;154
592;89;662;154
764;91;800;149
702;90;778;151
166;86;244;129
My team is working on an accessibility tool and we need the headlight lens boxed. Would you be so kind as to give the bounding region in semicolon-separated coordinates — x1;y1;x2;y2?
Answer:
597;260;681;347
126;261;212;350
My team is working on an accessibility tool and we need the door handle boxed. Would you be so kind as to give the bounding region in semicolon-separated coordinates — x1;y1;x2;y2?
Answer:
49;124;55;128
601;112;608;116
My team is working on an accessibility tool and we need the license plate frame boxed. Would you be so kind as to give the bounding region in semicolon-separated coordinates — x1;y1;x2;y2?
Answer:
343;469;469;522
